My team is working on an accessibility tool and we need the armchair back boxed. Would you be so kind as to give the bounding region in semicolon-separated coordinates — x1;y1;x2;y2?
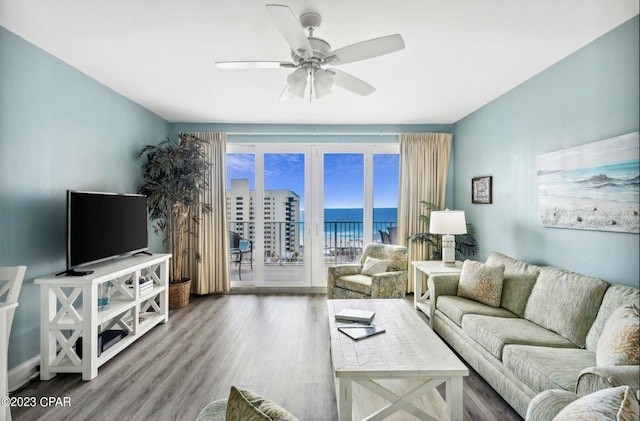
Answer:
360;244;408;272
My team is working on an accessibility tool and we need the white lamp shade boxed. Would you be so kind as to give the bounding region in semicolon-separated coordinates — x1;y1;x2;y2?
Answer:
429;210;467;235
286;68;308;98
314;68;333;98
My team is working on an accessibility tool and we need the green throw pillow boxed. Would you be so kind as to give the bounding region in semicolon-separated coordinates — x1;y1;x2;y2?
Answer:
225;386;299;421
457;260;505;308
552;385;639;421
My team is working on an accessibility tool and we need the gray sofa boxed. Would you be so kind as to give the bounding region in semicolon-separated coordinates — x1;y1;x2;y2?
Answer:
428;252;639;418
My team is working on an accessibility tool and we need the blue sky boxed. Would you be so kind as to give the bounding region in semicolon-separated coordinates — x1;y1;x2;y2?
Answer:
226;153;399;209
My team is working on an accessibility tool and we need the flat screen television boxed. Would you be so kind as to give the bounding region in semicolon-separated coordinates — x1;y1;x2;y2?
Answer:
63;190;149;275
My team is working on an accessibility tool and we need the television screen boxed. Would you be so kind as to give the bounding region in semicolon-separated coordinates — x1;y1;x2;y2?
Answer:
67;191;148;269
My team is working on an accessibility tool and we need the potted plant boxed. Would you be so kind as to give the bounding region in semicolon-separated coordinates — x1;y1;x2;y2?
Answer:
409;201;478;260
136;133;211;309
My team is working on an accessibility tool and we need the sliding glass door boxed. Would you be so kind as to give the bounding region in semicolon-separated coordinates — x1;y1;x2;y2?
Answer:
311;145;398;285
227;143;398;289
227;145;311;287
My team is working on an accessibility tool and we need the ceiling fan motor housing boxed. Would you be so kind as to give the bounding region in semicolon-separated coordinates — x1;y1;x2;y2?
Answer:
291;37;332;66
288;12;332;67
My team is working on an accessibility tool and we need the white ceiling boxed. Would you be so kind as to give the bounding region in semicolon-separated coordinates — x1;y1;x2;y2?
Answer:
1;0;638;125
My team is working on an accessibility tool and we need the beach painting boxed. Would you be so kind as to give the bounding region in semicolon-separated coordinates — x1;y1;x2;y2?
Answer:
537;132;639;233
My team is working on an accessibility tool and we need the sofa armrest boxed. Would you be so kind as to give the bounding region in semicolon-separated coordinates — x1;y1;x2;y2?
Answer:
327;264;362;298
576;365;640;397
525;389;579;421
427;273;460;322
370;271;408;299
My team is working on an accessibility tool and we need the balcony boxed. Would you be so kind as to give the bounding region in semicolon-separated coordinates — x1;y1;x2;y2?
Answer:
228;220;396;283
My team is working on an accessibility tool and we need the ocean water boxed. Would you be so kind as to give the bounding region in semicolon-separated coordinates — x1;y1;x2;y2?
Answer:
538;160;639;203
326;207;397;223
300;208;397;223
299;208;397;239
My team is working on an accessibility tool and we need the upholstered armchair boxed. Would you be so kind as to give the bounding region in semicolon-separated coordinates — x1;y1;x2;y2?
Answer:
327;244;408;299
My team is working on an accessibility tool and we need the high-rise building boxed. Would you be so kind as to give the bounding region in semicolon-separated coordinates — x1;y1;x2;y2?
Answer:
226;179;301;259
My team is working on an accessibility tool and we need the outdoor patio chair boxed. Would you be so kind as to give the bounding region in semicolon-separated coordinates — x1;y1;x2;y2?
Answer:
388;227;397;244
229;231;253;280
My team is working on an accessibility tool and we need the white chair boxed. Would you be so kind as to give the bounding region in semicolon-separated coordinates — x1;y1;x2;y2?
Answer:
0;266;26;338
0;266;26;421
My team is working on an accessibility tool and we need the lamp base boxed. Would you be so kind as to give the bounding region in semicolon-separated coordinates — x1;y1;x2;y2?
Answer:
441;234;456;266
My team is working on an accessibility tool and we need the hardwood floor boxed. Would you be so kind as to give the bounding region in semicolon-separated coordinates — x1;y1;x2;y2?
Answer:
11;293;522;421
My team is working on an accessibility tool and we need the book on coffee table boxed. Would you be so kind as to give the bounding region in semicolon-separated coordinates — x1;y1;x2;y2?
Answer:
338;325;385;340
335;308;375;323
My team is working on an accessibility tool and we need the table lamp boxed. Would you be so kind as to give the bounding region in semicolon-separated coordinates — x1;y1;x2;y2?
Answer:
429;210;467;266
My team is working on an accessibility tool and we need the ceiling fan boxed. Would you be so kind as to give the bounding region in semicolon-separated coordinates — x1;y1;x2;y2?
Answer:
215;4;405;100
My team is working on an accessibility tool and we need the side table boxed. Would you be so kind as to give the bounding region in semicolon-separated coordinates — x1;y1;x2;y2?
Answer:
412;261;463;320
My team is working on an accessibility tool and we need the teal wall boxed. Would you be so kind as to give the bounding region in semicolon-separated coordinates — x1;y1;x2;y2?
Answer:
452;16;639;287
0;27;170;369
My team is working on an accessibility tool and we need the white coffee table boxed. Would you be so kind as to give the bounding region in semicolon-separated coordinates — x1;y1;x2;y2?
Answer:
328;299;469;421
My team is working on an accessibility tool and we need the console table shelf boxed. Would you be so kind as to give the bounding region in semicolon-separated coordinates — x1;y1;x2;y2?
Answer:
35;254;171;381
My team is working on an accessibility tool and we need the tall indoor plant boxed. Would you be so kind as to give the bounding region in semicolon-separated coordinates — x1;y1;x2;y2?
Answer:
137;132;211;308
408;201;478;260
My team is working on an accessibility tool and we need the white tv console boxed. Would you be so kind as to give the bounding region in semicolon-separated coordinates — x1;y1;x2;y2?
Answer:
35;253;171;381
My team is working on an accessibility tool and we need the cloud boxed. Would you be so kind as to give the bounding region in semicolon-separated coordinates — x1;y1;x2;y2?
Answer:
227;154;255;172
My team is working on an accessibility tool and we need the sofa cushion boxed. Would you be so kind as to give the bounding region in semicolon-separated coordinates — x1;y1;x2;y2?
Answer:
436;295;517;327
361;257;390;276
335;275;372;296
524;266;608;347
551;385;639;421
503;345;596;394
586;284;640;352
457;260;505;307
462;315;577;360
486;252;540;317
596;304;640;366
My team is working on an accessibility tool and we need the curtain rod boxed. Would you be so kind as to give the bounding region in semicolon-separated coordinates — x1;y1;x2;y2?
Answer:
226;132;401;136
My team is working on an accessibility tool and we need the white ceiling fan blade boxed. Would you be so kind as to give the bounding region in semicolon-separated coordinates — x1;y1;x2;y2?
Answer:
266;4;313;59
326;34;405;66
216;61;295;69
329;69;375;96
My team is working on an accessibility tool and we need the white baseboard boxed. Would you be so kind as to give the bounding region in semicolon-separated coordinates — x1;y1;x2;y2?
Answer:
8;356;39;392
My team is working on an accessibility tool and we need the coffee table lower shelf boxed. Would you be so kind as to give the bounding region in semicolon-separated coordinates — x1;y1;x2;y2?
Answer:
334;374;462;421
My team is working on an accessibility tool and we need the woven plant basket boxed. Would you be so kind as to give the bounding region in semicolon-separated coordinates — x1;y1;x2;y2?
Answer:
169;278;191;310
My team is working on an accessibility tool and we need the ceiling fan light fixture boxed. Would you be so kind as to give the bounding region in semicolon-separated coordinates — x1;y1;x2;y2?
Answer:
286;68;308;98
313;68;333;99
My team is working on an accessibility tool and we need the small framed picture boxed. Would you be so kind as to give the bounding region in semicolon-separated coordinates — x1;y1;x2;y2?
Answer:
472;176;492;204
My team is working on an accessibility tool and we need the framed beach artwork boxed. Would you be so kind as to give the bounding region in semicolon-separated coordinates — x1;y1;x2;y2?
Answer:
537;131;639;233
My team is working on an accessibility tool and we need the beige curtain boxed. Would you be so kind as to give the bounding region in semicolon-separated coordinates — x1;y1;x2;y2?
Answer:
397;133;452;293
184;132;230;294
